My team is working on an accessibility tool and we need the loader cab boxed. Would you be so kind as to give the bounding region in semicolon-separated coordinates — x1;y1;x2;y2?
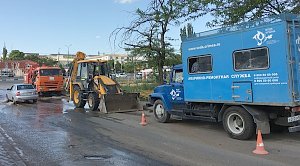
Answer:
76;61;109;88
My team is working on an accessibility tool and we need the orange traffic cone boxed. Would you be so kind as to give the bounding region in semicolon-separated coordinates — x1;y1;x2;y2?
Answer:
253;130;269;155
140;112;147;126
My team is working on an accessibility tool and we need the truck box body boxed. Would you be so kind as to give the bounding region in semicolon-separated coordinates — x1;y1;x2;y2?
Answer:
149;14;300;139
181;14;300;106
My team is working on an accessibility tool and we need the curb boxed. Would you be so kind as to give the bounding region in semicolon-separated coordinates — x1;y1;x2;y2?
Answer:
0;78;24;82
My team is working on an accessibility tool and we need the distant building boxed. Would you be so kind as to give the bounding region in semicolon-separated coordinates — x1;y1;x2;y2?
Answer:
0;60;39;77
47;54;75;67
86;54;129;64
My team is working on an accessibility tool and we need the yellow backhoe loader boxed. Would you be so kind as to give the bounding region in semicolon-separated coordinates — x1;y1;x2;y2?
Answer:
65;51;140;113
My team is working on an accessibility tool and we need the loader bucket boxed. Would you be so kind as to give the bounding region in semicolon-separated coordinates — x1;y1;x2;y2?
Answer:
103;92;141;113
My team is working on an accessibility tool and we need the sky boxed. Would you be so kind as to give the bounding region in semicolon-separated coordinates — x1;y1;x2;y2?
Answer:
0;0;211;56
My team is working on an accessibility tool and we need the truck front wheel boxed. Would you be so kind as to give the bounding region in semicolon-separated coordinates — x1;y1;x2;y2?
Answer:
153;99;170;123
223;106;255;140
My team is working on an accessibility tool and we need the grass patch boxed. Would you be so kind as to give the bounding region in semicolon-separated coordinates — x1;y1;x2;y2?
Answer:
121;82;158;101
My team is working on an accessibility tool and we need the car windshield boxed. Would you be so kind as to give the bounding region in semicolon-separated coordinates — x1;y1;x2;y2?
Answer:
17;85;34;90
40;69;61;76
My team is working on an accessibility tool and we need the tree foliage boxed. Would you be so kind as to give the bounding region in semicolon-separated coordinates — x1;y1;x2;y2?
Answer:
2;46;7;60
8;51;58;66
180;23;195;39
9;50;25;60
182;0;300;27
111;0;184;84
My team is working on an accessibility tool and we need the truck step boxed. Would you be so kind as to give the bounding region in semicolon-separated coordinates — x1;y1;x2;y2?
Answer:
183;115;217;122
170;109;217;122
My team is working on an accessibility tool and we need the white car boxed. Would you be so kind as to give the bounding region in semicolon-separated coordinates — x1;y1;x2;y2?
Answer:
6;84;38;104
116;73;127;78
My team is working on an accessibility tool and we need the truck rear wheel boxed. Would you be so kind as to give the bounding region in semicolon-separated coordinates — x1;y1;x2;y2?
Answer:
223;106;255;140
88;93;100;111
153;99;170;123
73;86;86;108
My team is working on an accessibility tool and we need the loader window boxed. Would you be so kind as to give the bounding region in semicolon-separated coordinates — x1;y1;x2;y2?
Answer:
234;47;269;71
188;55;212;74
80;63;88;79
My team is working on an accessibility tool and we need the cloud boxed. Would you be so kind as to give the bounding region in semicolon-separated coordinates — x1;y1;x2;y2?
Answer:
115;0;136;4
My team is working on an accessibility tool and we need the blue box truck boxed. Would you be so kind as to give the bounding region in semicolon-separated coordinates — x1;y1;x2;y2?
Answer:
148;14;300;140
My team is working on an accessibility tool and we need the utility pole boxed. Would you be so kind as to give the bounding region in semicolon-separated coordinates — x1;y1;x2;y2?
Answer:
65;44;72;67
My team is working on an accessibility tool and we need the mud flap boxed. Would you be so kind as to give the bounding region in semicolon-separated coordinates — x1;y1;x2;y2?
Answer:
103;93;141;113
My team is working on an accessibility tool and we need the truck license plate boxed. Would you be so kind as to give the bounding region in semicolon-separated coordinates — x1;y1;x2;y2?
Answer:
288;115;300;123
49;77;54;81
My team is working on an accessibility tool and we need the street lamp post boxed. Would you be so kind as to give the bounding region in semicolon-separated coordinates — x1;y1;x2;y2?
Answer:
65;44;72;67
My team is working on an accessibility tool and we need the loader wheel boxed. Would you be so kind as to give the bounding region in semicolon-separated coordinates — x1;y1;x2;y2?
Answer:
88;93;100;111
73;86;86;108
153;99;170;123
223;106;255;140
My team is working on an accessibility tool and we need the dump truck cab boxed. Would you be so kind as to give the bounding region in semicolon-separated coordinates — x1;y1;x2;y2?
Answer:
24;66;64;96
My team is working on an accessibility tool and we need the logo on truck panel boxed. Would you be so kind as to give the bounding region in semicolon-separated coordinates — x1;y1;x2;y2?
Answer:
253;31;273;46
296;35;300;52
170;89;180;100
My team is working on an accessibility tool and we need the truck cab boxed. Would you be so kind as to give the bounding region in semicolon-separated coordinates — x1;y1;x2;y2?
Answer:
149;64;185;122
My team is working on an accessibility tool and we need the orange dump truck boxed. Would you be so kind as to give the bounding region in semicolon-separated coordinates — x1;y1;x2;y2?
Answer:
24;66;64;96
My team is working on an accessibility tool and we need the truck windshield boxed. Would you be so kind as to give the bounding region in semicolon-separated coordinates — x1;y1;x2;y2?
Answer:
40;69;61;76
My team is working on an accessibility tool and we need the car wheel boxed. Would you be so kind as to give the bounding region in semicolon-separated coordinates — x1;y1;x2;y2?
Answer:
32;99;37;103
12;97;17;105
222;106;255;140
5;94;10;102
153;99;170;123
87;93;100;111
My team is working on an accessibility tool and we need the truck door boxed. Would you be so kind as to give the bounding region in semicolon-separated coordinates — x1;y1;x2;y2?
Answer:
168;68;185;109
232;82;253;102
288;19;300;101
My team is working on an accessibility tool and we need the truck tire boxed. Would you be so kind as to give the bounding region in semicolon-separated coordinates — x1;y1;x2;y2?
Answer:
153;99;170;123
222;106;255;140
73;86;86;108
87;93;100;111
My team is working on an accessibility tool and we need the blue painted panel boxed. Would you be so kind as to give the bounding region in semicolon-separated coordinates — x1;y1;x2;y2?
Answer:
232;82;253;102
182;20;295;105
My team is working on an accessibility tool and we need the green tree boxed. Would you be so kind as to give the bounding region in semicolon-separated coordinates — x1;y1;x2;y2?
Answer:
9;50;25;60
112;0;185;84
2;46;7;60
181;0;300;27
180;23;195;40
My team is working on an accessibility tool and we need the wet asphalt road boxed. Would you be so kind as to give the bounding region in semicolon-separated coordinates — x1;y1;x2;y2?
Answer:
0;80;168;166
1;80;300;166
